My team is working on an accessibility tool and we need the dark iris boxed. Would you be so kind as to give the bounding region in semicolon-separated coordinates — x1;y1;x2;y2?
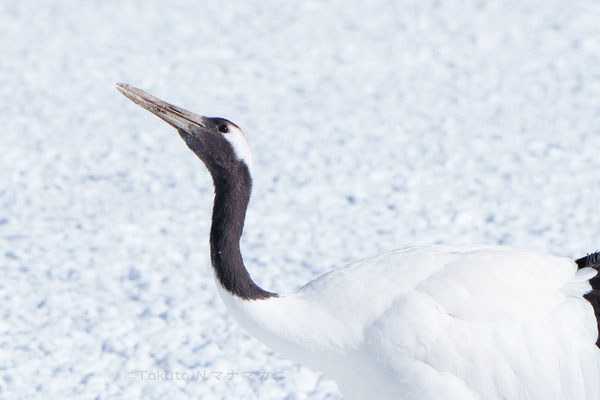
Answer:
218;124;229;133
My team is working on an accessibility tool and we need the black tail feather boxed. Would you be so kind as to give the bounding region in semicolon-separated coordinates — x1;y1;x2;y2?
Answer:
576;251;600;348
576;251;600;270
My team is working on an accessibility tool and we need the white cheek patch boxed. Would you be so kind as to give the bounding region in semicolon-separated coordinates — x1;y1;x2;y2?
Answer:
223;126;254;177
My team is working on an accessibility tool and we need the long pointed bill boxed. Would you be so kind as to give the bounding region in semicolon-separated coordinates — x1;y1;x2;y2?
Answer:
116;83;207;131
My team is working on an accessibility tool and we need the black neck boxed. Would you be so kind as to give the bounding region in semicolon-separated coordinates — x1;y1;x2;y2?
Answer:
209;163;277;300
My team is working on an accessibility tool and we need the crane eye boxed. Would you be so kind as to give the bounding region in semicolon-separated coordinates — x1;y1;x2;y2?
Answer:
218;124;229;133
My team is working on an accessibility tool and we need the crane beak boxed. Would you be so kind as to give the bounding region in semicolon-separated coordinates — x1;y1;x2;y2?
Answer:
116;83;207;131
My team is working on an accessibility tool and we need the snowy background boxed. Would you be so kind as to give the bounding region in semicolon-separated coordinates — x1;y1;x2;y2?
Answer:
2;0;600;399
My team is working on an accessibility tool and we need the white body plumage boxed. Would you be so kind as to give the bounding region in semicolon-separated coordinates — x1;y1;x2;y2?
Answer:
219;245;600;400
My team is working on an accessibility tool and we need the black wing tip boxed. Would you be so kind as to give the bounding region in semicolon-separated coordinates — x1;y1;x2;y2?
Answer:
576;251;600;269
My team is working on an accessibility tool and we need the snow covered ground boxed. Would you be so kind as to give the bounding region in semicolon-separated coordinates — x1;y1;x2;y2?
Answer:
2;0;600;398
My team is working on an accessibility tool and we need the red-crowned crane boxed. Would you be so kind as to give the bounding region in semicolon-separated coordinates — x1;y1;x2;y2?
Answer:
117;83;600;400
